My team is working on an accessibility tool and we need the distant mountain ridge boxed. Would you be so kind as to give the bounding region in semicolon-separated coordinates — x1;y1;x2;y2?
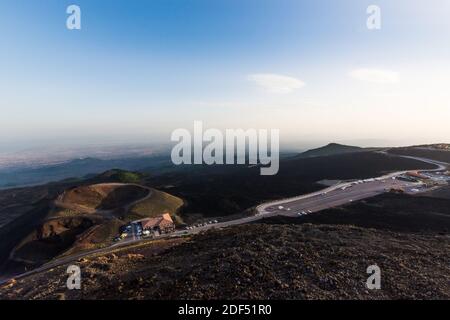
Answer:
412;144;450;151
388;144;450;163
298;143;367;158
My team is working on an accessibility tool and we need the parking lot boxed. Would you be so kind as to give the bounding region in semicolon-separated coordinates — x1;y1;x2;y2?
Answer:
115;221;144;242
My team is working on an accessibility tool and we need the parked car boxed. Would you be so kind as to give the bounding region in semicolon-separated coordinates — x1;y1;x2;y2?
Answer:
142;230;151;237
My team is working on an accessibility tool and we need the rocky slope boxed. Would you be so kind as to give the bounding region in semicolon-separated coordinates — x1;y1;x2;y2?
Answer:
1;223;448;300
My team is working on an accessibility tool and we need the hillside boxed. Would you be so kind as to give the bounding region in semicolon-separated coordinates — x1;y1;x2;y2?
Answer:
1;166;449;300
128;189;184;224
59;183;149;211
0;155;172;189
1;223;448;300
388;146;450;163
260;193;450;234
298;143;366;158
0;151;440;283
0;180;183;276
148;151;435;218
0;170;147;257
411;143;450;151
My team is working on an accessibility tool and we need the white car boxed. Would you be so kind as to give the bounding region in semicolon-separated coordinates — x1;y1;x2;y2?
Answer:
307;210;312;213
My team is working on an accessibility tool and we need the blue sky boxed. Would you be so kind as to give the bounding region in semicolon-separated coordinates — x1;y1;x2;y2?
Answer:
1;0;450;152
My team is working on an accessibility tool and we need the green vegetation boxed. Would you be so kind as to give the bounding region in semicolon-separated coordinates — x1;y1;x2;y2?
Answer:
4;181;183;270
112;171;143;184
48;208;83;219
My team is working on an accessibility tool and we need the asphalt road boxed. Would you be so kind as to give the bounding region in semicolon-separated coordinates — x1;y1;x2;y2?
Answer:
173;154;447;233
261;179;413;218
256;154;447;218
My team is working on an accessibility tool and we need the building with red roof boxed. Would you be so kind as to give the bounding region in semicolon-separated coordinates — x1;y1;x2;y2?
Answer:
139;213;175;234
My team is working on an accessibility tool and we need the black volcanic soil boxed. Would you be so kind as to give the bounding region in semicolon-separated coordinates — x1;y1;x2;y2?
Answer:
1;223;448;300
261;193;450;235
423;185;450;200
11;217;98;265
388;147;450;163
148;151;434;217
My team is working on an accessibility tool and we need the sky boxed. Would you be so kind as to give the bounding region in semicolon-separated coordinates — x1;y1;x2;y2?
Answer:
1;0;450;153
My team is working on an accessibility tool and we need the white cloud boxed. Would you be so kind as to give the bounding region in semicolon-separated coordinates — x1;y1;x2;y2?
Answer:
248;73;305;94
350;68;400;84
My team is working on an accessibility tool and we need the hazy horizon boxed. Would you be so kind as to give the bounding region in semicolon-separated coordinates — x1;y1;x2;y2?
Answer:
1;0;450;153
0;137;446;161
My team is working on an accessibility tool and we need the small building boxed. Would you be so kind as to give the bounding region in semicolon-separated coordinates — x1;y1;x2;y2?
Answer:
139;213;175;234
